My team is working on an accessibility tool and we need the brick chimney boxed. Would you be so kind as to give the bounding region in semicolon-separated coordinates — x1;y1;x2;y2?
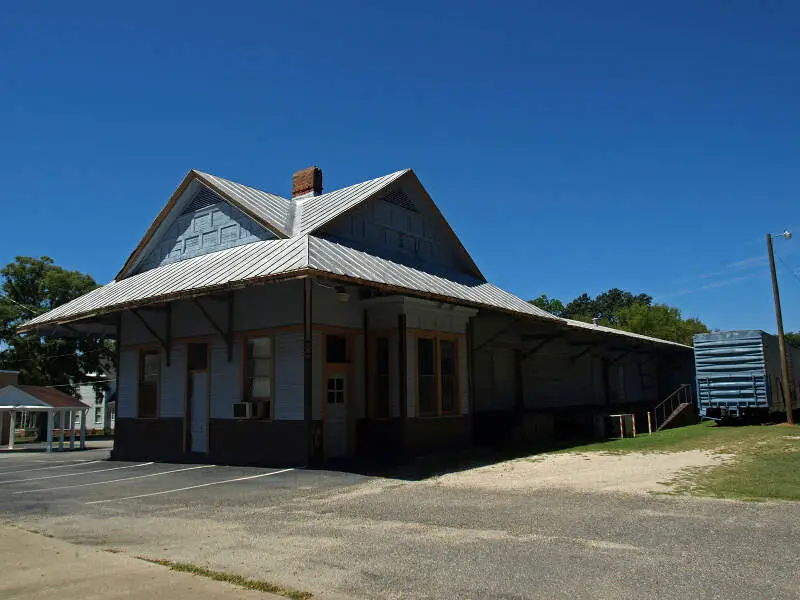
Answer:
292;166;323;199
0;370;19;388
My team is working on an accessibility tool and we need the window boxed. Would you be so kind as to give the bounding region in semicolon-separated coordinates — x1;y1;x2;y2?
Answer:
327;376;345;404
245;337;273;418
94;406;103;424
440;340;457;414
326;335;348;363
138;350;160;418
372;337;391;419
417;338;437;416
417;335;460;417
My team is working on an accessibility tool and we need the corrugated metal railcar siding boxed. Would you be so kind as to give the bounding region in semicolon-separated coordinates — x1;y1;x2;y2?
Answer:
694;331;769;412
210;339;242;419
117;349;139;419
160;344;186;418
275;332;304;420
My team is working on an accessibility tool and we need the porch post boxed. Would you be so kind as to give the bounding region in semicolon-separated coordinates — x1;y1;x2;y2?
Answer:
8;411;16;450
46;411;54;452
58;410;65;451
69;410;76;449
80;409;87;449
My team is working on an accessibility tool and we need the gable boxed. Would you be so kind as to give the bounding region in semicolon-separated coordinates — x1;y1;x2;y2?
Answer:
133;184;277;274
317;176;482;279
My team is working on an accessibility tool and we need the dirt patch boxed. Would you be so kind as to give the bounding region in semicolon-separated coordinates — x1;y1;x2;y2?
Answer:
433;451;733;494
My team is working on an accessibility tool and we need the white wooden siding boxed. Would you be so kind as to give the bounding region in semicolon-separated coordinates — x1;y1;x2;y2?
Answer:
117;349;138;419
313;285;363;329
235;281;304;331
275;331;304;420
160;344;186;418
210;338;242;419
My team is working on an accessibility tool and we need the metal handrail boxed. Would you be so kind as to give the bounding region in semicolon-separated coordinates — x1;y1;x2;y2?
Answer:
653;384;693;430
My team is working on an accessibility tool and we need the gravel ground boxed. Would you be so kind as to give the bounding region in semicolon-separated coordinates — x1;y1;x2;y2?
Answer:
433;450;732;493
0;447;798;600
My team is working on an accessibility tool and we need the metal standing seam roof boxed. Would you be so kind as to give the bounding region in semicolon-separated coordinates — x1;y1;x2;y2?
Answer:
191;169;410;238
21;168;690;350
563;318;691;349
193;170;293;236
292;169;410;235
21;235;555;330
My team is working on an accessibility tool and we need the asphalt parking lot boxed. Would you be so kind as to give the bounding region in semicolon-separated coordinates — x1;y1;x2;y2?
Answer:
1;445;799;600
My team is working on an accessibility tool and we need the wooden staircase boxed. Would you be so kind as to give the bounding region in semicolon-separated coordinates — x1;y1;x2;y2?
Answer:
653;384;697;431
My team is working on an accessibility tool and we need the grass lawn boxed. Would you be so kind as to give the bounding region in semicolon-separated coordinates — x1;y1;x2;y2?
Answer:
558;421;800;501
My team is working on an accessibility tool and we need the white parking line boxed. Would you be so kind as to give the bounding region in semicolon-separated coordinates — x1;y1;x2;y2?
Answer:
13;464;216;495
0;460;102;476
86;468;295;504
2;463;154;484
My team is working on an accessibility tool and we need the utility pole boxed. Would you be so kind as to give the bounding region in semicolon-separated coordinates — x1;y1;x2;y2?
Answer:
767;232;794;425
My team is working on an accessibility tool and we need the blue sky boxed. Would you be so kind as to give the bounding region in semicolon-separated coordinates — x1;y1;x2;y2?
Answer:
1;1;798;332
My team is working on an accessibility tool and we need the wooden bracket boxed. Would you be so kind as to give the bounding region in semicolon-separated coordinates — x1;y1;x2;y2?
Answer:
192;295;234;361
474;318;521;352
569;345;595;364
131;308;171;365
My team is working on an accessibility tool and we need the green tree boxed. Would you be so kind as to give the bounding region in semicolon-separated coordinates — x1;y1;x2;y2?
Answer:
528;288;709;345
614;302;709;345
529;294;566;317
785;332;800;348
0;256;114;396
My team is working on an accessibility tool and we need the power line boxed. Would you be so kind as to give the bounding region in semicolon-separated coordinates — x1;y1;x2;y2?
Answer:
0;292;45;314
775;252;800;287
40;378;116;389
0;346;113;363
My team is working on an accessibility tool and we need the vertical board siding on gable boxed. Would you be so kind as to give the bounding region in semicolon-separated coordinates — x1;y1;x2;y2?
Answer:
117;349;138;419
275;332;304;420
319;183;471;277
160;343;186;418
136;187;276;274
210;339;242;419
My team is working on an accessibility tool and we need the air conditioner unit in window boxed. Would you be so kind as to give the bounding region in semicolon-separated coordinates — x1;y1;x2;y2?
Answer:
233;402;253;419
252;401;267;419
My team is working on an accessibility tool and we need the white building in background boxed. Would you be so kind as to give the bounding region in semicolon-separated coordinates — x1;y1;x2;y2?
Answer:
72;372;116;433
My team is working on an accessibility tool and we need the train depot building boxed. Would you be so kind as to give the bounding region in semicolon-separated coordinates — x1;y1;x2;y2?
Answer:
21;167;693;465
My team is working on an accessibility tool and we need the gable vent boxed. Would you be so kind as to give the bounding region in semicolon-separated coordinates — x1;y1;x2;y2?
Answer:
380;188;417;213
182;187;223;214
